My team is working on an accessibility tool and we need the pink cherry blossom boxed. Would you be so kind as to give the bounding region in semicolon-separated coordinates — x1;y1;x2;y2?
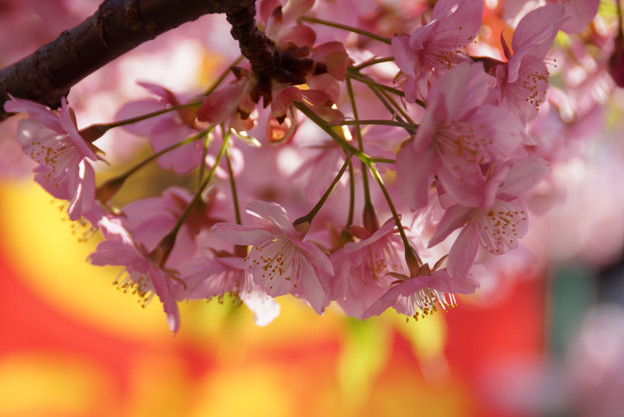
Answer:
4;95;100;222
89;216;182;333
362;266;480;320
330;220;403;318
428;157;549;277
212;200;333;314
494;4;565;124
392;0;484;101
396;61;525;211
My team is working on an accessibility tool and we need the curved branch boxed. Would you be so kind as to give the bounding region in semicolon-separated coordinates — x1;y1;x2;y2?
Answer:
0;0;255;122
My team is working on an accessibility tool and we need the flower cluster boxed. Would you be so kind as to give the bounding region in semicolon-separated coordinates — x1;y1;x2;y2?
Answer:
4;0;607;333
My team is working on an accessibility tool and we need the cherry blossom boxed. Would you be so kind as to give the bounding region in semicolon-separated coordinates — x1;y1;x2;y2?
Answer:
428;157;549;278
89;216;183;333
330;220;403;318
213;200;333;314
392;0;484;101
396;61;525;211
493;4;566;124
362;265;480;320
4;96;101;223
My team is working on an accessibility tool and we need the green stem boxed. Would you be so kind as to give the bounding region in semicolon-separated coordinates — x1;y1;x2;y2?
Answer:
346;160;355;228
346;77;377;231
379;88;419;124
365;83;407;124
331;119;418;130
198;130;213;185
80;101;202;141
225;144;242;225
370;157;395;164
346;70;405;97
298;16;391;45
368;165;422;268
293;102;372;165
354;56;395;70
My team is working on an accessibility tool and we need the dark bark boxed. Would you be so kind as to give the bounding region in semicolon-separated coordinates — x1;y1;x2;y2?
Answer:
226;3;319;105
0;0;255;122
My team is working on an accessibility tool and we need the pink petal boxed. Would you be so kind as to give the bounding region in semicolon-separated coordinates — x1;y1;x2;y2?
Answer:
297;262;331;315
211;222;275;245
4;95;62;131
396;145;435;212
282;0;315;25
429;204;470;247
429;268;480;294
558;0;599;34
59;98;97;161
149;118;202;174
429;61;495;121
149;265;181;334
246;200;295;234
197;84;243;124
391;35;415;77
447;222;480;278
258;0;281;23
498;156;549;200
67;160;96;221
362;275;435;319
115;99;166;136
278;24;316;48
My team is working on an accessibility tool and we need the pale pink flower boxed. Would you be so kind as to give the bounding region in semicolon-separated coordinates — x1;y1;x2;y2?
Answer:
396;61;525;211
212;200;333;314
4;96;100;222
330;220;403;318
428;157;549;277
494;4;565;124
362;266;480;320
89;217;182;333
392;0;484;101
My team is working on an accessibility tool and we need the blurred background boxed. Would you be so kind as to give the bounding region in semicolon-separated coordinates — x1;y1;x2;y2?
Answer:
2;1;624;416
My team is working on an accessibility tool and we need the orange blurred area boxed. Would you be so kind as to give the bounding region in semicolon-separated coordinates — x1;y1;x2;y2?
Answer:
0;180;546;417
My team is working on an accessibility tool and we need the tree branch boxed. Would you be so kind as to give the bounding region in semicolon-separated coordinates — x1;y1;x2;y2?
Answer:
0;0;255;122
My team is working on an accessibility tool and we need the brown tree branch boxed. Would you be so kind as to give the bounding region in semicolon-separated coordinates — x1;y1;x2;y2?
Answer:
0;0;255;122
